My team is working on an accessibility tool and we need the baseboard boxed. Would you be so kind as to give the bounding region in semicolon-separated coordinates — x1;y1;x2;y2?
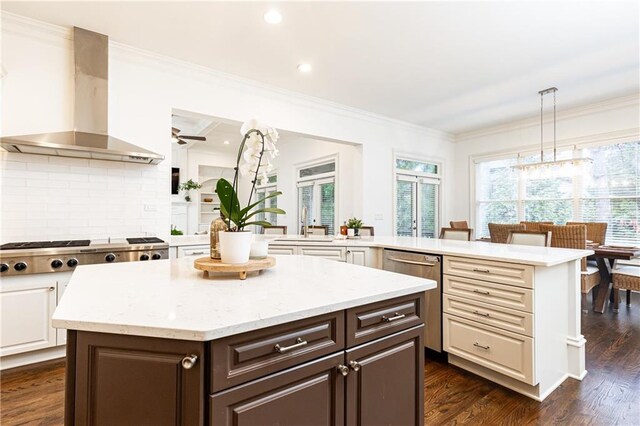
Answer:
0;346;66;371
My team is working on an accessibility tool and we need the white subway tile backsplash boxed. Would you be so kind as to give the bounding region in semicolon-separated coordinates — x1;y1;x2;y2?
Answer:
0;153;169;242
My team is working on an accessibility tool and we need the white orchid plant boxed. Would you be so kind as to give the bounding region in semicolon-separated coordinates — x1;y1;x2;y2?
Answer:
215;119;286;231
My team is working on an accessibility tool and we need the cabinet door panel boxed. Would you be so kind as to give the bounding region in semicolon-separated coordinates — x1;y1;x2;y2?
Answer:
73;332;204;426
0;276;57;356
211;352;345;426
346;325;424;426
298;247;346;262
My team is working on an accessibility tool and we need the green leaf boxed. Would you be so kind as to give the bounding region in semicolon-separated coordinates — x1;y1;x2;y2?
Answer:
245;207;286;221
242;220;273;228
216;178;241;225
240;191;283;218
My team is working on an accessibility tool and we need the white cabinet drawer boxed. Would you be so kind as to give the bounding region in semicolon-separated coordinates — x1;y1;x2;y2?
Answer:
177;245;209;257
298;246;346;262
444;314;535;385
443;294;533;337
268;245;297;255
444;256;533;289
443;275;533;313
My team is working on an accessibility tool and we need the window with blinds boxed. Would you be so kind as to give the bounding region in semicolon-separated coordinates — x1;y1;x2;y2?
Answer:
475;141;640;244
395;157;440;237
297;159;337;235
254;175;278;232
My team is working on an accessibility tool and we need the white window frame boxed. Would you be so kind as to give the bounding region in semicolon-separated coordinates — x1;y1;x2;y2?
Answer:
392;152;443;237
470;133;640;241
296;155;339;234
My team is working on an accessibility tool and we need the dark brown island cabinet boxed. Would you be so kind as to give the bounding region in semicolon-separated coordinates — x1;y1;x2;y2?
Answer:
64;292;425;426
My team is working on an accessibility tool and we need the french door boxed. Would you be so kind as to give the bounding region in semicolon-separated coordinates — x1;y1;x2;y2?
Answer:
396;175;439;238
298;177;336;235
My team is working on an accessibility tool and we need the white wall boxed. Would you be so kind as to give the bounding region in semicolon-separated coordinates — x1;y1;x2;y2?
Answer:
0;13;455;242
453;96;640;228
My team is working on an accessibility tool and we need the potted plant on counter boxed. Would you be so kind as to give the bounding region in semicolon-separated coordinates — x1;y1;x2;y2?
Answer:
178;179;202;202
346;217;363;237
215;119;286;264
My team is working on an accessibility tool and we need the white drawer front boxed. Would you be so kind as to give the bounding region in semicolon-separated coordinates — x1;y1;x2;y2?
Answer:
177;245;209;257
298;247;346;262
268;246;297;255
444;314;535;385
443;294;533;337
444;256;534;289
444;275;533;313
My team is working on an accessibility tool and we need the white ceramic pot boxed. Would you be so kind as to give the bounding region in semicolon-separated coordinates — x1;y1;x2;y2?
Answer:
219;231;252;264
347;228;355;237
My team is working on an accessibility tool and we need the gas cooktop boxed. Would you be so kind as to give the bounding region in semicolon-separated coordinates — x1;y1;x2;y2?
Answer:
0;237;169;276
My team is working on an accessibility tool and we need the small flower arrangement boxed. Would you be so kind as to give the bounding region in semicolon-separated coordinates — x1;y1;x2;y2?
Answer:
216;119;286;232
178;179;202;202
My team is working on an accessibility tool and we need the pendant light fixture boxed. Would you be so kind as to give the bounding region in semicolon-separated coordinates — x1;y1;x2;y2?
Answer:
512;87;592;178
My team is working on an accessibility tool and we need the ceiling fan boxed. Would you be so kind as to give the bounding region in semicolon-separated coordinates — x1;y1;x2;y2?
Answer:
171;127;206;145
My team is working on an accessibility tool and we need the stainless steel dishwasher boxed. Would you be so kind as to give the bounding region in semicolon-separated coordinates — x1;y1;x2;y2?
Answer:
382;249;442;352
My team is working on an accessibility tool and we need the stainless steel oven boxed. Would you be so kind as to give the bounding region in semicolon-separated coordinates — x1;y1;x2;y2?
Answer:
382;249;442;352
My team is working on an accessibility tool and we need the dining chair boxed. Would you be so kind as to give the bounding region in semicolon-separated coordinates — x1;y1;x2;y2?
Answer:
539;224;600;313
566;222;608;245
520;221;554;232
263;225;287;235
506;230;552;247
359;226;375;237
301;225;329;236
488;223;526;244
611;265;640;309
439;228;473;241
449;221;469;229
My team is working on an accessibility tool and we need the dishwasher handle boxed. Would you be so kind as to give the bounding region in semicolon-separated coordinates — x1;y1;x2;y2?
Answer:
386;257;439;267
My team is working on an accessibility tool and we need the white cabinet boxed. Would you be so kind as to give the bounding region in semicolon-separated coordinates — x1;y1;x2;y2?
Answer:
55;272;73;346
298;246;346;262
0;275;57;357
346;247;372;267
268;245;297;255
177;245;209;258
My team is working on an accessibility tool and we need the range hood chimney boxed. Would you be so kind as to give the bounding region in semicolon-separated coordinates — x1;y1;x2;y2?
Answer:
0;27;164;165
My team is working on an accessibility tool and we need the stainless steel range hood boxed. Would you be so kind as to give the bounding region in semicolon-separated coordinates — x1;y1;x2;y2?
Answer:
0;27;164;165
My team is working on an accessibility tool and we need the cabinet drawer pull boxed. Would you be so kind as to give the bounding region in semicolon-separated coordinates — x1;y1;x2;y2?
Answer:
48;286;55;291
472;289;491;295
348;360;361;371
473;342;490;350
473;310;490;317
189;251;205;255
337;364;350;377
181;354;198;369
472;268;491;273
382;312;406;322
274;337;308;353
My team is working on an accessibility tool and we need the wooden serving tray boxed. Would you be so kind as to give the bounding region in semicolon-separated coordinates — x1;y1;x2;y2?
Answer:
193;256;276;280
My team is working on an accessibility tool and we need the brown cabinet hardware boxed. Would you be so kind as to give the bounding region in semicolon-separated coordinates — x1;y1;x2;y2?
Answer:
472;268;491;273
274;337;308;353
337;364;350;376
382;312;406;322
181;354;198;369
472;310;490;318
348;360;361;371
473;341;490;350
472;289;491;295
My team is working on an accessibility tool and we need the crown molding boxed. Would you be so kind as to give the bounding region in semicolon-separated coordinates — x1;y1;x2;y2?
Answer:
455;93;640;142
2;11;454;143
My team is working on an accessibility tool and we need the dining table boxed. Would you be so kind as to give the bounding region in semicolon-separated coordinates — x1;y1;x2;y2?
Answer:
590;244;640;314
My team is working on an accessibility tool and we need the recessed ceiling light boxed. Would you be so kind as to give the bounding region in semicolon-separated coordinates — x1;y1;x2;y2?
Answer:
223;140;230;145
264;10;282;24
297;63;312;73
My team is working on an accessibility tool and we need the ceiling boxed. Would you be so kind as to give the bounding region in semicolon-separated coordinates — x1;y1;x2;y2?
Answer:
3;1;639;134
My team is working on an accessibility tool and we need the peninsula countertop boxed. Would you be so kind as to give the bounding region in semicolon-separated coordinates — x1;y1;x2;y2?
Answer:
52;255;435;341
170;235;593;267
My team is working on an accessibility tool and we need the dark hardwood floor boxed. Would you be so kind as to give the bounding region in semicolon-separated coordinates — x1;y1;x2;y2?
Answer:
2;293;639;425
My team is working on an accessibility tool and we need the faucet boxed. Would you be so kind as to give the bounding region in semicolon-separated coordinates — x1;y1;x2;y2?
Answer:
301;206;308;238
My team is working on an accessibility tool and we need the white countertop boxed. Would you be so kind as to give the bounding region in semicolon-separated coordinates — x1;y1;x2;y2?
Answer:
171;235;591;267
52;255;434;341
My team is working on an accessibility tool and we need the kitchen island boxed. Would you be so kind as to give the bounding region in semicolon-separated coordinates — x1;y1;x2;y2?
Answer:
53;255;434;425
171;235;593;401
